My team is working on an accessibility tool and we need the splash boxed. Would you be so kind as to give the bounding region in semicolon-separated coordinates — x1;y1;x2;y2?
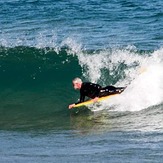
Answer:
113;63;163;111
74;46;163;112
1;31;163;112
75;46;145;84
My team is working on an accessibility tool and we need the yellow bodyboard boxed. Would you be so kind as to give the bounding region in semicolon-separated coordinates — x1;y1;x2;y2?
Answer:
72;93;119;108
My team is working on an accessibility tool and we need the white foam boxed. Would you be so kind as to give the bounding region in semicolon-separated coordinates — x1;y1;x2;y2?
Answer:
113;63;163;111
74;46;163;112
1;32;162;112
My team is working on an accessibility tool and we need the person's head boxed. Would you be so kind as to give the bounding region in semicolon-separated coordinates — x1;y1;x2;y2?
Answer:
72;77;82;90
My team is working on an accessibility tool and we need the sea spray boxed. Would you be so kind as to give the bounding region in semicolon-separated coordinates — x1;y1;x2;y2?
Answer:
0;33;163;113
73;47;163;112
114;63;163;112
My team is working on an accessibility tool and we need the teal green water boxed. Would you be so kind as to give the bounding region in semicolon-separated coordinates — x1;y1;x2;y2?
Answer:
0;47;79;130
0;0;163;162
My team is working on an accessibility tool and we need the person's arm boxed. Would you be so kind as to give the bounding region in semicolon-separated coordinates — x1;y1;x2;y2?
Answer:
92;84;101;97
69;90;85;109
75;91;85;104
90;83;101;102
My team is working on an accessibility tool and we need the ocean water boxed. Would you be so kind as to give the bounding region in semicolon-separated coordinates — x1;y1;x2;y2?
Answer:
0;0;163;162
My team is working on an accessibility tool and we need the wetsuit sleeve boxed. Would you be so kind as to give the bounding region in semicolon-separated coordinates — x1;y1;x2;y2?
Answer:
75;92;85;104
88;83;101;98
93;85;101;97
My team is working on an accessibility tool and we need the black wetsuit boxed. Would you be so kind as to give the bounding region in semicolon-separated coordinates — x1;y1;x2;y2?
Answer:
75;82;125;104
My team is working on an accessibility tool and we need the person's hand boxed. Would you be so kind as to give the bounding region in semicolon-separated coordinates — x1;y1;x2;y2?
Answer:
92;97;99;103
68;104;75;109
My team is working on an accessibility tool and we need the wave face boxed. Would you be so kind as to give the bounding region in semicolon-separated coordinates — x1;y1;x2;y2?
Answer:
0;0;163;131
0;45;81;130
0;43;163;130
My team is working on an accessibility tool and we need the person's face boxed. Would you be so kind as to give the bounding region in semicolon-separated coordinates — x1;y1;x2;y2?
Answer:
73;82;80;90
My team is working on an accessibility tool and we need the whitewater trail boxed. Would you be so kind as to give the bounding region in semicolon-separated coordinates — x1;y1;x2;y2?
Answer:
73;47;163;112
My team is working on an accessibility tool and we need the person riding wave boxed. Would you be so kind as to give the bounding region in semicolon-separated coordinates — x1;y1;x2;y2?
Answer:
68;77;125;109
